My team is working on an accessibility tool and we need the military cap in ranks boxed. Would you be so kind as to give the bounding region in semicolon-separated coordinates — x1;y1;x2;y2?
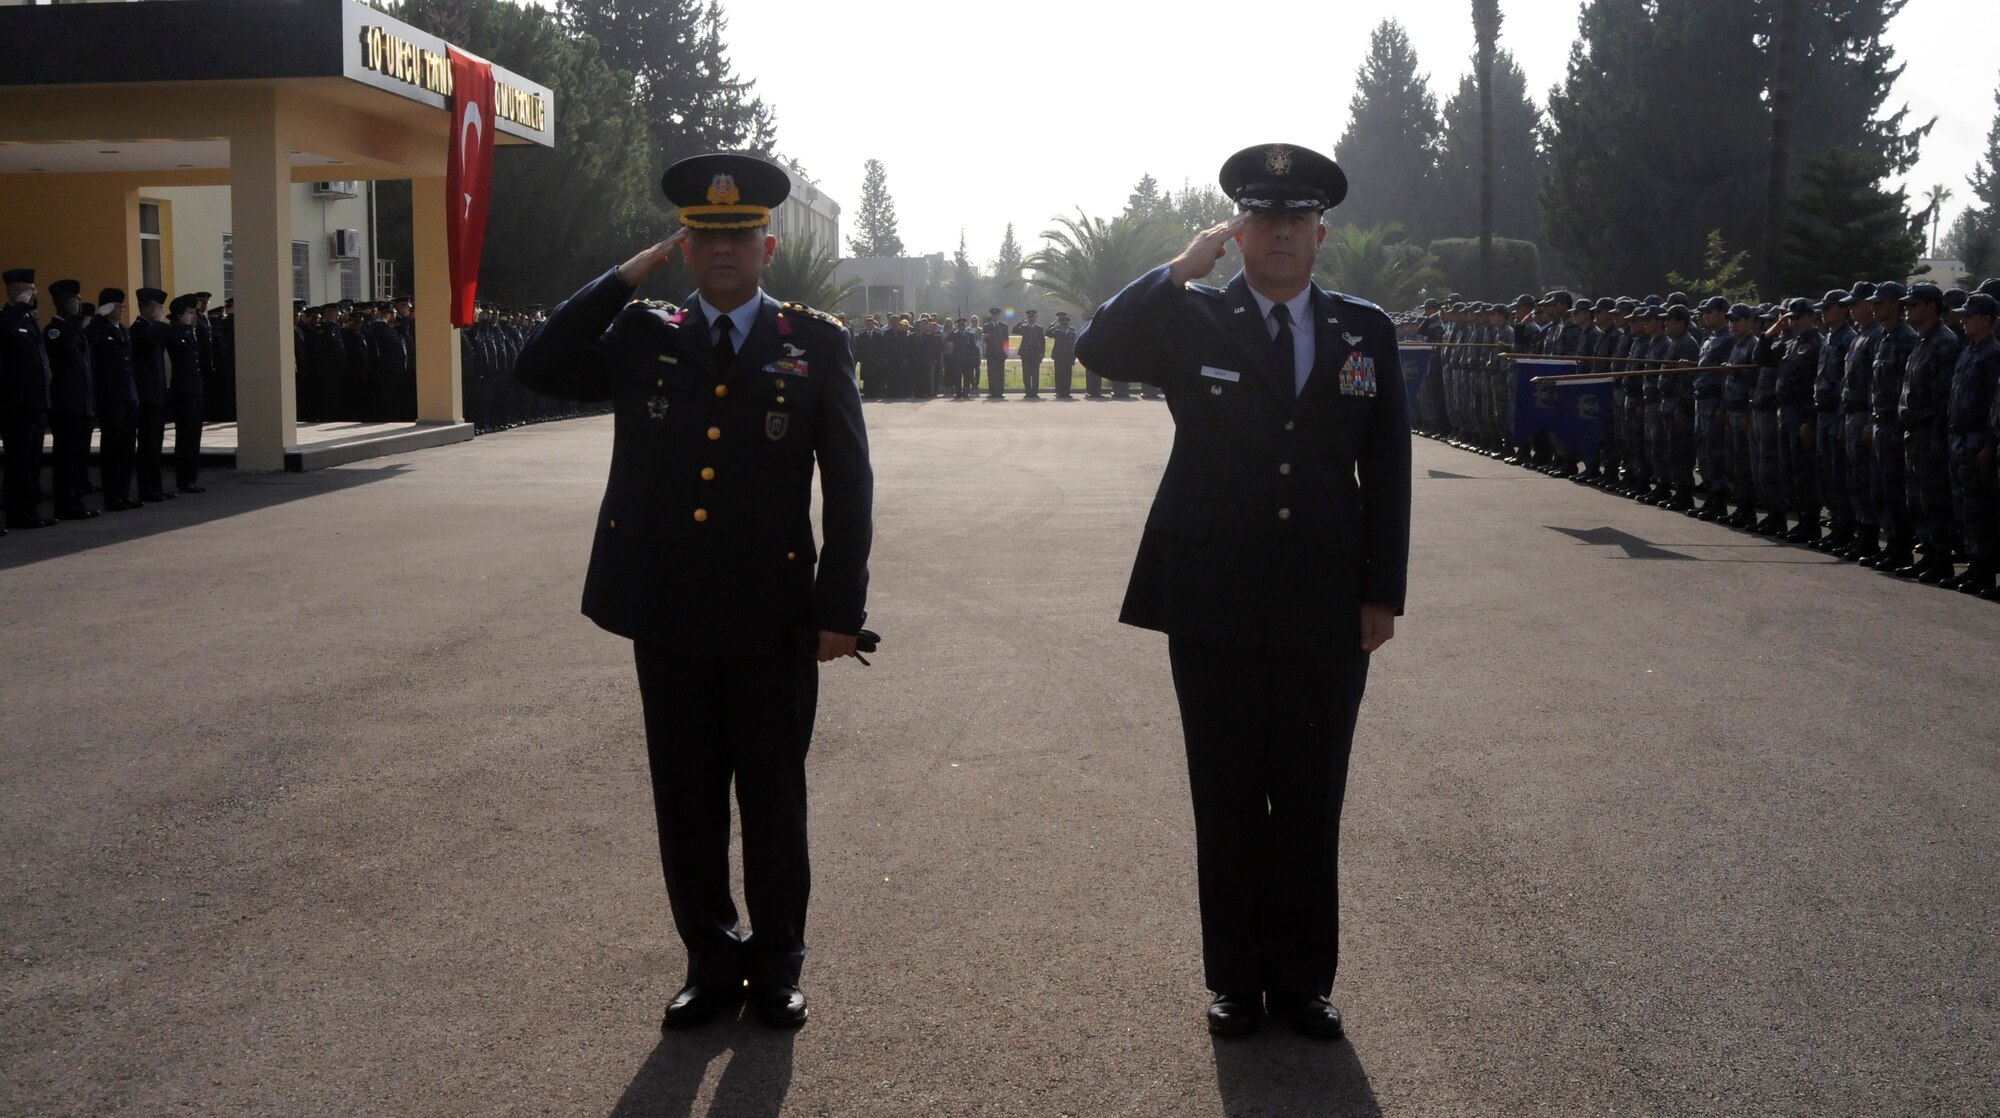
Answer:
136;287;168;306
1725;303;1754;320
1781;297;1815;317
1944;288;1967;311
1850;281;1878;300
1869;281;1907;303
663;152;791;229
1539;289;1574;308
1665;304;1692;321
169;294;199;315
1900;281;1945;306
1423;297;1442;310
1815;289;1850;311
1756;304;1779;323
1667;291;1691;306
192;291;212;301
1592;298;1616;312
1615;297;1638;313
48;279;81;299
1448;291;1465;301
1511;294;1536;309
1963;292;2000;317
3;267;33;284
1218;143;1347;213
1975;278;2000;298
224;298;235;309
99;287;125;305
1699;295;1729;314
1642;293;1663;306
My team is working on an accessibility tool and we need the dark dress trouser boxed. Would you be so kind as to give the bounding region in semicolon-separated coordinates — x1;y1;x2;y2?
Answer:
1168;637;1370;1000
172;393;203;489
50;412;92;511
136;402;168;498
634;641;818;988
1;410;47;526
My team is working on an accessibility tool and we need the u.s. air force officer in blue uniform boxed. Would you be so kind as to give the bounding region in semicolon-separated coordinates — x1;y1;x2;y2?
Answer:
514;153;873;1033
1074;143;1410;1041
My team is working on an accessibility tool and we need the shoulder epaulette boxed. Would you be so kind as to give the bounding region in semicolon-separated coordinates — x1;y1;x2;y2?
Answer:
1330;290;1384;313
1186;282;1225;299
781;301;844;329
626;297;678;312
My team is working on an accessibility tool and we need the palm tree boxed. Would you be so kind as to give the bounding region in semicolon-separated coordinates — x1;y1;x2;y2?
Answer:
1314;224;1443;309
1471;0;1502;295
1923;183;1954;257
1023;210;1179;319
761;234;858;311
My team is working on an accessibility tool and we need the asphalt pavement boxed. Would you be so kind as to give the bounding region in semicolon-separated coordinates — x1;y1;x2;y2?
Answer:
2;397;1994;1117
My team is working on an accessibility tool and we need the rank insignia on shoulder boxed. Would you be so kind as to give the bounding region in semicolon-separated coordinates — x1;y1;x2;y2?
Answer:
627;297;678;313
781;301;842;329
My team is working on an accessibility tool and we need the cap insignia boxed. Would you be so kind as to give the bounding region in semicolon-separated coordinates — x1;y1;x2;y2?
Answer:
1265;145;1294;175
706;174;741;206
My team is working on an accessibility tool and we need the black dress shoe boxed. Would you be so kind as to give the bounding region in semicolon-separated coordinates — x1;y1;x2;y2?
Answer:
747;983;809;1029
177;484;206;494
1270;993;1345;1040
55;508;100;520
139;491;175;502
1206;993;1262;1038
104;498;142;512
10;516;57;530
661;981;744;1030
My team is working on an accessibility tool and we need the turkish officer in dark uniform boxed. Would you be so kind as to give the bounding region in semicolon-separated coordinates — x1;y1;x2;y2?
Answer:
129;288;174;503
166;295;207;493
1048;311;1079;399
88;289;140;511
43;280;98;520
1;268;55;531
982;307;1010;398
1016;309;1046;398
514;152;873;1033
1073;143;1410;1041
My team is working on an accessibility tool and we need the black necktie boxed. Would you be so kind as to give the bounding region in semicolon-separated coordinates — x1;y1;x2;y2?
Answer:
1269;302;1296;403
714;314;736;368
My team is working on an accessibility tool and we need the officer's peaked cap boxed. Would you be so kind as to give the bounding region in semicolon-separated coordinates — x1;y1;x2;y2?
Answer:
1220;143;1346;214
664;153;791;230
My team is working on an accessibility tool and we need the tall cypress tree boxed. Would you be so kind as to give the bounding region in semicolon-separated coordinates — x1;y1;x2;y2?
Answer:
1333;21;1442;239
847;159;904;258
1434;50;1544;245
992;224;1025;307
1781;147;1923;293
1967;79;2000;215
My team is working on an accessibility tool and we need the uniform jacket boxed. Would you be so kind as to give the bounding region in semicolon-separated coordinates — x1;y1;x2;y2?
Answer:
1016;321;1046;361
1048;324;1077;364
44;312;93;417
1898;320;1961;436
1947;334;1998;436
1767;329;1821;409
1073;266;1411;656
1814;323;1854;413
0;302;52;412
514;269;873;657
87;315;137;423
129;317;170;406
1842;322;1881;413
1871;320;1919;419
981;318;1010;359
166;322;204;398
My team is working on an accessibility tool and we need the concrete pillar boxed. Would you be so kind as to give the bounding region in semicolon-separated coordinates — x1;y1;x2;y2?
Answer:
228;88;295;470
410;176;462;423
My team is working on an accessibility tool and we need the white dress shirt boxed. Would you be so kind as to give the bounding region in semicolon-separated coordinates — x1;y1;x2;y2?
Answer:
696;289;765;350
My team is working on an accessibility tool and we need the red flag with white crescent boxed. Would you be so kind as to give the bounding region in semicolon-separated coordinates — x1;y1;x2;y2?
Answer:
446;49;495;329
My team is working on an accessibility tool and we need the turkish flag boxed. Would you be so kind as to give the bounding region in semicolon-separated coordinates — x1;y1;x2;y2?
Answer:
446;49;495;329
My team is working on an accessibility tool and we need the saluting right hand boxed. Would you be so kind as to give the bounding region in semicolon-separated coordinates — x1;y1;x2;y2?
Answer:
617;229;689;289
1168;214;1247;287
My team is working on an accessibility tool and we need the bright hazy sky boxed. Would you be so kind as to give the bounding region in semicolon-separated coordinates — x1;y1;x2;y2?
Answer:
555;0;1993;267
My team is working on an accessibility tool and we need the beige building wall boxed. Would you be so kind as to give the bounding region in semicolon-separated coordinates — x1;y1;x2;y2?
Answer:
149;181;380;304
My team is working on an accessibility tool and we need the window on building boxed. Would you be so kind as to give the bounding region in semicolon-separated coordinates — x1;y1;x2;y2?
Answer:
338;258;362;302
291;241;311;303
139;202;162;290
221;233;234;302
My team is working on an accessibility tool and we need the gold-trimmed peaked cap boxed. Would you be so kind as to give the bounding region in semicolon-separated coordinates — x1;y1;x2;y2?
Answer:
663;152;791;230
1219;143;1347;214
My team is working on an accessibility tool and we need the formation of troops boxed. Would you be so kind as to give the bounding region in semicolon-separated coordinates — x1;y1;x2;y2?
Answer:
1401;279;2000;599
849;308;1158;401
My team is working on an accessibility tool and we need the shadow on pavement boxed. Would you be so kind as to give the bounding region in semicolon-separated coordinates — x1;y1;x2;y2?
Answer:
609;1021;795;1118
1212;1035;1381;1117
0;464;409;572
1546;525;1695;560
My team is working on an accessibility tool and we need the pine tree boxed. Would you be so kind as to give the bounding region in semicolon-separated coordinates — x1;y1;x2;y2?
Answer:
1162;181;1235;241
1968;80;2000;214
1333;21;1442;239
846;159;904;258
1125;174;1164;219
1791;0;1929;180
992;224;1025;307
951;230;982;316
1782;147;1923;293
1471;0;1502;294
558;0;775;201
1434;51;1544;246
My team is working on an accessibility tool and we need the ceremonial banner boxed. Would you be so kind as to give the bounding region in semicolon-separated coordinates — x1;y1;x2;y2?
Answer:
1398;345;1434;398
1512;358;1614;460
446;49;496;329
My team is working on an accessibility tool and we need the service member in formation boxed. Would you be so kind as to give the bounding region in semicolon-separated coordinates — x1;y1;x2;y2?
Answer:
982;307;1011;398
1;268;55;531
1048;311;1079;399
43;279;98;520
1074;143;1409;1042
1016;308;1046;399
89;289;141;511
129;289;176;504
514;152;873;1032
166;295;207;493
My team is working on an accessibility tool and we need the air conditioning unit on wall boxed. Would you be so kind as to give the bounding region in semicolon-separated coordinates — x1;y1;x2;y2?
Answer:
311;181;359;199
332;229;362;259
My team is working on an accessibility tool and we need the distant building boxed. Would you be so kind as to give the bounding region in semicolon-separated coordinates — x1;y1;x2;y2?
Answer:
834;254;945;317
772;172;840;257
1914;257;1969;290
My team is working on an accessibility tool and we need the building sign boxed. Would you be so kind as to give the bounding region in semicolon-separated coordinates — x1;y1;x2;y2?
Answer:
360;26;546;133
